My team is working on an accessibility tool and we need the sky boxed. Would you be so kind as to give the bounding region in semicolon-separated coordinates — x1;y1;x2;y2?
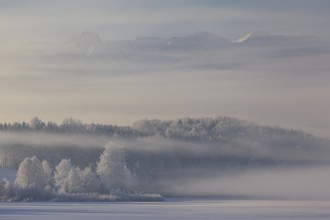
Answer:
1;0;330;42
1;0;330;138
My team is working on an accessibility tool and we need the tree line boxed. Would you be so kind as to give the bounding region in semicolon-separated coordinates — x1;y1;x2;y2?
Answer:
0;145;162;201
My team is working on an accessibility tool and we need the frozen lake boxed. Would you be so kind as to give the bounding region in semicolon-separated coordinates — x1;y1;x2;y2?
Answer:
1;199;330;220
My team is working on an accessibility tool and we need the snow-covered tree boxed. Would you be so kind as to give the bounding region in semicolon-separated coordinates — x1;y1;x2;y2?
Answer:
15;156;48;190
30;117;45;130
66;167;83;193
54;159;73;193
42;160;54;192
97;144;132;193
12;156;54;200
54;159;98;194
80;166;100;193
61;118;84;133
0;178;14;200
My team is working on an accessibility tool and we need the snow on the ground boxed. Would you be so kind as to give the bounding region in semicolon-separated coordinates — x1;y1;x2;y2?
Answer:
1;200;330;220
0;168;17;182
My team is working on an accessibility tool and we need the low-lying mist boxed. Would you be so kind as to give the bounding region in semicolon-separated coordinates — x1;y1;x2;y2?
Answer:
158;165;330;200
1;117;330;200
0;131;108;149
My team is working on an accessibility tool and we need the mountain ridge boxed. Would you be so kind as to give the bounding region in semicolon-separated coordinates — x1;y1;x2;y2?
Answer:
62;31;325;55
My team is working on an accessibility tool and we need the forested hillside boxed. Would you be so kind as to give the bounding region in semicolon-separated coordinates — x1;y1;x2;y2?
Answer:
1;117;328;170
1;116;330;200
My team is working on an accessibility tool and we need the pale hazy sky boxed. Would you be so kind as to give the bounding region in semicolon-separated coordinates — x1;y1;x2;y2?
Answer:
1;0;330;42
1;0;330;138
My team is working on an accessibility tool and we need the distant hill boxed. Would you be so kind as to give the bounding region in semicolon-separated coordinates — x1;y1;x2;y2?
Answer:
1;116;330;197
0;116;329;170
59;31;326;56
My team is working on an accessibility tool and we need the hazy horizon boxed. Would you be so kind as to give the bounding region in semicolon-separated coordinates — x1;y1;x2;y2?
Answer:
1;0;330;139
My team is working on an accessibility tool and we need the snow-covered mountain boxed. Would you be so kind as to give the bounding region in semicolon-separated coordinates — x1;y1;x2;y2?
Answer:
65;31;103;55
62;31;232;55
235;31;322;47
235;31;270;43
167;31;230;50
131;37;168;50
61;31;326;57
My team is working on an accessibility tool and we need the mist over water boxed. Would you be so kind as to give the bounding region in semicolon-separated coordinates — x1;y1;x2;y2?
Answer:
1;117;330;200
158;166;330;199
